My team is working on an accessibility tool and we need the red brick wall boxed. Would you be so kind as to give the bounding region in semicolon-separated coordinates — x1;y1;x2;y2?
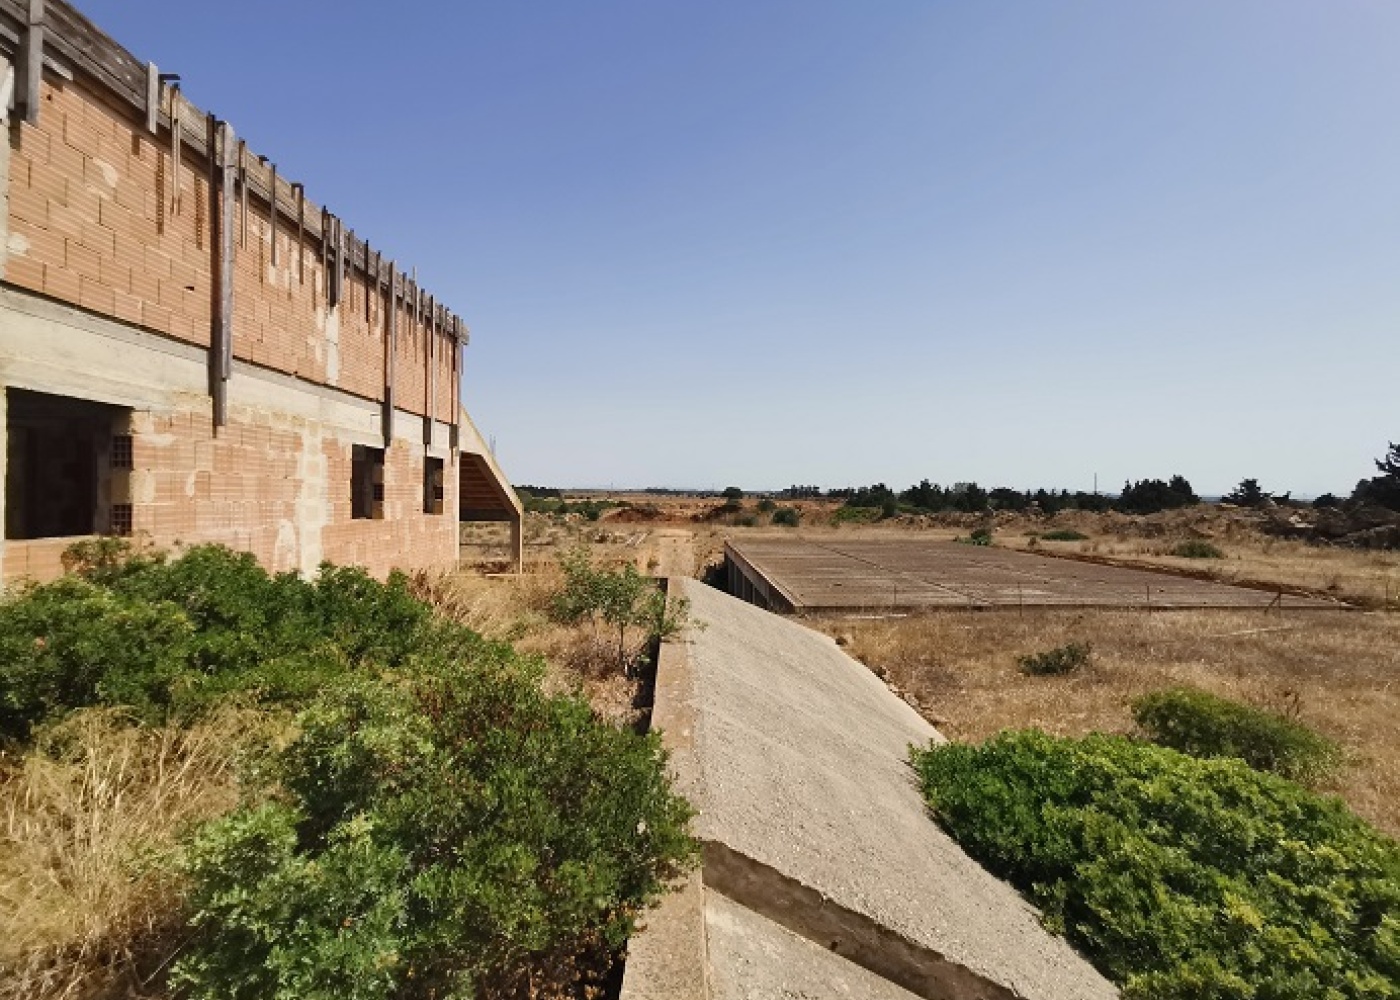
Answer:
3;66;471;584
4;76;459;417
129;404;459;580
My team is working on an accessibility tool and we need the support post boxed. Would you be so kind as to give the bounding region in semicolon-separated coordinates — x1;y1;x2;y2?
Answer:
382;262;397;445
145;62;159;133
509;513;523;575
15;0;43;125
1;51;12;282
210;117;236;429
423;294;435;446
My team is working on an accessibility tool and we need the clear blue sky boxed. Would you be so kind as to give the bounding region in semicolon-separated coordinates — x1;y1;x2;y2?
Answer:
81;1;1400;496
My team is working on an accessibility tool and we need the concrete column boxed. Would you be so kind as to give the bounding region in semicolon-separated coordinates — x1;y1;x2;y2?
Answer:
0;56;10;581
1;52;14;282
508;513;523;575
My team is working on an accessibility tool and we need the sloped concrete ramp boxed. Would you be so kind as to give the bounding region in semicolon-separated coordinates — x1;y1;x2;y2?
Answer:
622;578;1118;1000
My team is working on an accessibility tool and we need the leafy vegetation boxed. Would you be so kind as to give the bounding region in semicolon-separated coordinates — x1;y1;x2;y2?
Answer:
955;527;995;546
1223;478;1285;507
1352;440;1400;512
1017;641;1091;676
549;548;690;674
0;540;696;999
1171;539;1224;559
1115;475;1199;514
0;543;429;739
912;731;1400;1000
174;643;695;1000
1133;687;1342;785
1039;528;1088;541
771;506;800;527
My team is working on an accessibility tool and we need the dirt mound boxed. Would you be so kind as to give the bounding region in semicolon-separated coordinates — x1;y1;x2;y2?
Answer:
1261;502;1400;549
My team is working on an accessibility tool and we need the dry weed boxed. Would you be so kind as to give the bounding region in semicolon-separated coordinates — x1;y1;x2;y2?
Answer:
816;608;1400;837
0;706;277;1000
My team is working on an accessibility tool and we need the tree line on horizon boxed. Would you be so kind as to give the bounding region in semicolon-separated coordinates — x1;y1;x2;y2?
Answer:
782;440;1400;518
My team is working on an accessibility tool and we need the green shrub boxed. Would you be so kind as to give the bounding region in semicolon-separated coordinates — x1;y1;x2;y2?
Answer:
771;506;800;527
1040;529;1088;542
0;543;433;737
1172;539;1224;559
174;646;696;1000
911;730;1400;1000
549;549;690;673
756;498;777;513
832;506;880;525
956;527;994;546
1017;641;1091;676
1132;687;1341;785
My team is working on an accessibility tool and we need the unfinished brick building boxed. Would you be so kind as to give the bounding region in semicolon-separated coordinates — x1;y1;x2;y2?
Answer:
0;0;521;585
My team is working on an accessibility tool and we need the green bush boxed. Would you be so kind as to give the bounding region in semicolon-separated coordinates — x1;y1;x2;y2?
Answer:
771;506;800;527
1132;687;1341;785
550;549;690;673
1172;539;1224;559
756;498;777;513
1040;529;1088;542
832;506;880;525
1017;641;1091;676
173;640;697;1000
911;730;1400;1000
0;543;432;737
956;527;994;546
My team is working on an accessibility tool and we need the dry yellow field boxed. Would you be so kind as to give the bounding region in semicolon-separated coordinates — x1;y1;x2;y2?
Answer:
812;607;1400;837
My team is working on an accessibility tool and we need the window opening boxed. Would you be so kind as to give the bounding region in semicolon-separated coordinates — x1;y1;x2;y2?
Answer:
351;445;385;520
5;389;130;540
424;456;444;515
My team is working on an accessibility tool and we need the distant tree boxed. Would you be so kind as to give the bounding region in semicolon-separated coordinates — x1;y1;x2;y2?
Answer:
951;482;989;513
1379;441;1400;479
1116;476;1199;515
988;487;1030;512
721;486;744;502
844;484;895;509
1312;493;1341;509
1223;478;1271;507
1351;441;1400;511
880;495;900;519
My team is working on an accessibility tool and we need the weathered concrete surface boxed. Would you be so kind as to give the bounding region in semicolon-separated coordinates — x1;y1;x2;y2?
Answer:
728;537;1342;612
656;577;1117;1000
705;891;925;1000
624;579;1117;997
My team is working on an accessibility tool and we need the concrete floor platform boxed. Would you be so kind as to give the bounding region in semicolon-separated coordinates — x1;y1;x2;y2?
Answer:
726;537;1342;612
621;579;1119;1000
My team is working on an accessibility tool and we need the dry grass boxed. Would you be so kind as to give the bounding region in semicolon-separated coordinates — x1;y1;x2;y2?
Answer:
816;607;1400;837
985;508;1400;609
406;564;652;729
0;706;279;1000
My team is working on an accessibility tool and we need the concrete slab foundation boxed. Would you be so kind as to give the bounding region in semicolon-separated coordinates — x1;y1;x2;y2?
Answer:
622;578;1119;1000
727;537;1342;612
